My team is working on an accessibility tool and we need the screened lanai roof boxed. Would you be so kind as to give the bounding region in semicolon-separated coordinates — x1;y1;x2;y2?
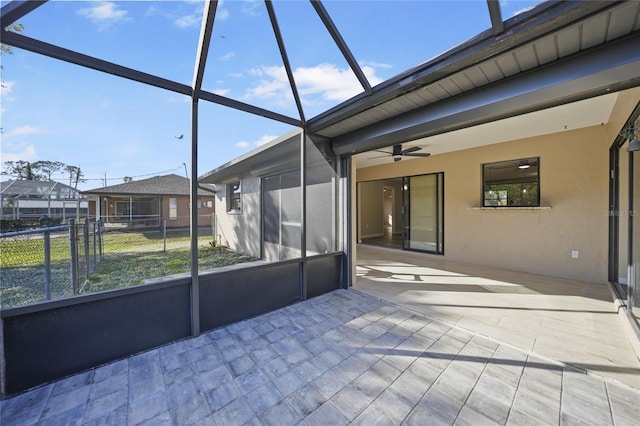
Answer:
1;1;640;184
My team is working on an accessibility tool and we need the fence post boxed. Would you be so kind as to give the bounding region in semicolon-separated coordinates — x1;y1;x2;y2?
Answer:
84;220;90;280
163;219;167;252
92;222;97;268
98;220;104;260
69;219;79;294
44;229;51;301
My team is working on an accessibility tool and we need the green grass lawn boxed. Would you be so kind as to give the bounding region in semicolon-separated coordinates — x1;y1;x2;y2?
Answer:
0;229;254;309
82;246;254;293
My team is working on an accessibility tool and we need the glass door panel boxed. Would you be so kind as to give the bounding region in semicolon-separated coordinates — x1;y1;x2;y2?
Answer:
618;141;630;289
402;173;443;254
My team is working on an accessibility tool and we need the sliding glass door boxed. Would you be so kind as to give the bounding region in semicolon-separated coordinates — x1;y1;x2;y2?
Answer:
609;108;639;326
402;173;444;254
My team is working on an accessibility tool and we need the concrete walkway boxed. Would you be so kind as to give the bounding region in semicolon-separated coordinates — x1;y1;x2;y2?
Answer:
355;244;640;390
2;289;639;425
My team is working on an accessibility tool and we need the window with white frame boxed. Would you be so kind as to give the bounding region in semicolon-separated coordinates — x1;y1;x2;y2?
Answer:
169;198;178;219
227;181;241;213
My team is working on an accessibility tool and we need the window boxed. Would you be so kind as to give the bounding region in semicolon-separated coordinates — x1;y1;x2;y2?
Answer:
115;199;153;220
483;157;539;207
227;181;241;213
169;198;177;220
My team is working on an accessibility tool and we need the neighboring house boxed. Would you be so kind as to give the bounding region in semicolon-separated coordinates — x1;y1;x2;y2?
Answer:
200;130;337;261
82;174;215;228
0;179;89;221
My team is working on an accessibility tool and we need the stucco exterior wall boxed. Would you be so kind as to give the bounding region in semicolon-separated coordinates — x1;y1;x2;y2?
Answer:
214;177;262;257
357;125;613;283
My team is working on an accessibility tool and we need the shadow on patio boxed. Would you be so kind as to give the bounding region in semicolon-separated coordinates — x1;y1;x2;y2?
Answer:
354;244;640;390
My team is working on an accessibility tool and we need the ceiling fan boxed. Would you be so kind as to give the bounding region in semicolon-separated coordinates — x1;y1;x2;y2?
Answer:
369;144;431;162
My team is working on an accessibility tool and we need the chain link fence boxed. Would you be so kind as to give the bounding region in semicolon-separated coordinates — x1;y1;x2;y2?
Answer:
1;224;76;307
1;215;250;309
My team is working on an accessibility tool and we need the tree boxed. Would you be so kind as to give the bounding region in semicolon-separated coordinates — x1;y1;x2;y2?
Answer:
65;165;86;190
2;160;43;180
32;160;65;181
0;23;23;56
123;176;133;183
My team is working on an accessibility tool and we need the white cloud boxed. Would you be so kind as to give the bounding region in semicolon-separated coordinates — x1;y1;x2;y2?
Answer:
4;125;44;138
1;145;37;162
77;2;130;30
241;0;262;17
217;8;230;21
359;60;393;70
174;14;200;29
1;80;14;96
513;6;535;16
245;66;291;105
230;72;243;78
220;52;235;61
255;135;276;147
213;88;231;96
244;63;384;106
235;134;277;150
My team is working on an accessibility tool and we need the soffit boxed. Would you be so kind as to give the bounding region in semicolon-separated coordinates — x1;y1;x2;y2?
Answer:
314;1;640;141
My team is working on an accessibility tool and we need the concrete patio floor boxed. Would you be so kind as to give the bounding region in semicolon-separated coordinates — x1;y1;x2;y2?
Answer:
2;285;640;425
355;244;640;391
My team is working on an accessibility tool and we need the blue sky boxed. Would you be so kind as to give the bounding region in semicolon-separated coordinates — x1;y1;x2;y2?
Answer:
1;0;540;190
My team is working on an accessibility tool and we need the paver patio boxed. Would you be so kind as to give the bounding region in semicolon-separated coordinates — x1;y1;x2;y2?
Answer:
2;289;639;425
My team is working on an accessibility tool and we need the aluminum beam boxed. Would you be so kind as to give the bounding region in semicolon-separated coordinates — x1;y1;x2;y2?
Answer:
0;31;192;96
266;0;306;123
192;1;217;99
199;90;302;127
311;0;372;95
331;33;640;155
486;0;504;35
0;0;47;30
1;23;300;128
189;1;218;338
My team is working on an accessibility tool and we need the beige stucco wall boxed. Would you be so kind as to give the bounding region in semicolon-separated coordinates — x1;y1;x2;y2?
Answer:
357;127;608;282
214;177;261;257
355;90;640;283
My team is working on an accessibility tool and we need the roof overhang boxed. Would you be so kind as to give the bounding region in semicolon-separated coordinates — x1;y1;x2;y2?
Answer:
199;129;302;184
332;31;640;156
295;1;640;158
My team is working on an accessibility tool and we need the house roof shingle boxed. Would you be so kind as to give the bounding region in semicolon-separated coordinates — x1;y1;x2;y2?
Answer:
82;174;215;197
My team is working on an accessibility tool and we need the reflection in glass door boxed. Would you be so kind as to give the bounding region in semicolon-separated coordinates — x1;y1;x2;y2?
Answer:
402;173;444;254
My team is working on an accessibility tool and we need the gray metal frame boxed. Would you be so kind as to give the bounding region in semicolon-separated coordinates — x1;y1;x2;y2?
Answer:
608;102;640;335
4;0;640;397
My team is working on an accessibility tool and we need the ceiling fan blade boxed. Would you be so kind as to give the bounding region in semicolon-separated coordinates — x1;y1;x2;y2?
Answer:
404;152;431;157
372;149;392;155
367;154;391;160
401;146;422;154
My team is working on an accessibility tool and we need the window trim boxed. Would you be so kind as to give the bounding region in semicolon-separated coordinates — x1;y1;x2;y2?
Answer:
227;181;242;214
169;198;178;220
